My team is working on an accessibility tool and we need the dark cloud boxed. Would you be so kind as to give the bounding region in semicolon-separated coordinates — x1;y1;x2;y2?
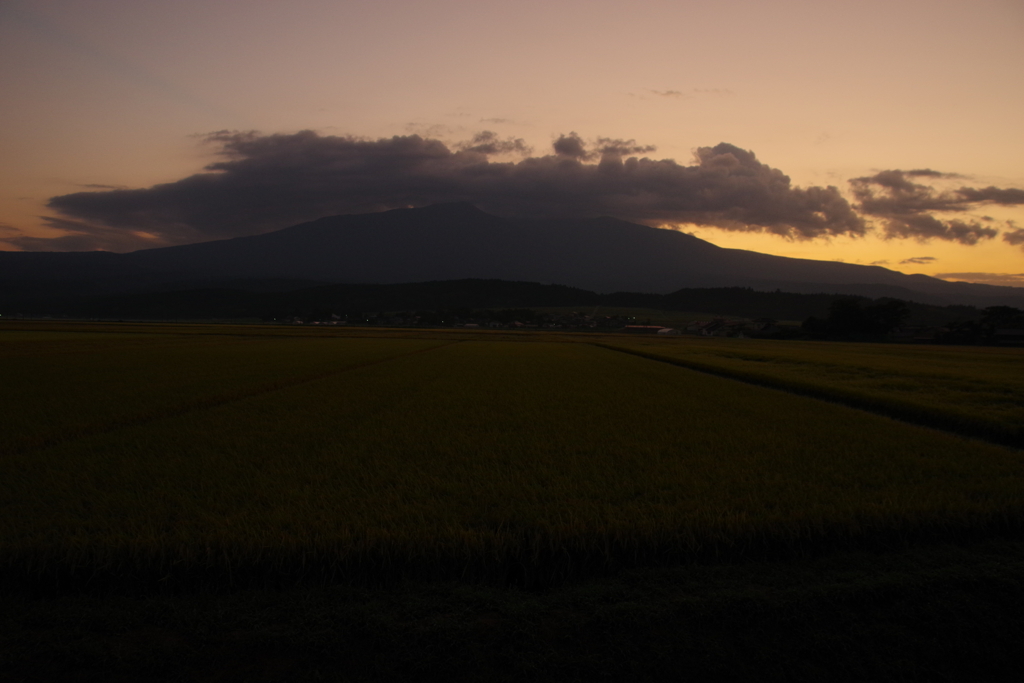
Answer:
884;215;998;245
594;137;657;158
553;133;657;161
1003;225;1024;247
35;131;866;250
869;259;890;265
850;169;1023;244
648;89;686;98
935;272;1024;287
455;131;532;156
552;132;590;159
899;256;937;265
957;187;1024;204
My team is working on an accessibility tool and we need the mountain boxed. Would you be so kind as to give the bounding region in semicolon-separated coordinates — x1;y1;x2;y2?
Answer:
2;203;1022;310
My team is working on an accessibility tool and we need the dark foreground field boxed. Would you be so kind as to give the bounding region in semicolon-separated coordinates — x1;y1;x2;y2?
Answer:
3;321;1023;682
6;539;1024;683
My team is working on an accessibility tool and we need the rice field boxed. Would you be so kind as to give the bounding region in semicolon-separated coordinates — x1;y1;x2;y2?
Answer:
603;336;1024;447
0;326;449;456
2;324;1023;590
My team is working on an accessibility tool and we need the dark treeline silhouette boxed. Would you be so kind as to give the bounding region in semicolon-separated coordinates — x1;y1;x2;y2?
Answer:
2;277;984;331
935;306;1024;344
801;299;912;340
801;299;1024;344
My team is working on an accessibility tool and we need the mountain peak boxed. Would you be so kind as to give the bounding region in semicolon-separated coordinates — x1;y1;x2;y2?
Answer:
395;202;488;217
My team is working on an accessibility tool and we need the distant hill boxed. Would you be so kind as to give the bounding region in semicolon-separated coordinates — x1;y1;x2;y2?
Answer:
2;203;1022;309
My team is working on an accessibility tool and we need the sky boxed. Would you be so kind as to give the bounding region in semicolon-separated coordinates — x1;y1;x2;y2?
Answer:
2;0;1023;286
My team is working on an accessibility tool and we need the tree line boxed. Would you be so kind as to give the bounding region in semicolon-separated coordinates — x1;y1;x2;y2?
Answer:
803;299;1024;343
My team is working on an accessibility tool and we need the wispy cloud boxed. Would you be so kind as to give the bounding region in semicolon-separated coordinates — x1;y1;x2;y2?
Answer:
1;216;156;252
935;272;1024;287
644;88;733;99
404;122;460;138
899;256;937;265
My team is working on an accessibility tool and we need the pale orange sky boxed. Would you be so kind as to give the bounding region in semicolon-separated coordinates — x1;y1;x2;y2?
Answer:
1;0;1022;284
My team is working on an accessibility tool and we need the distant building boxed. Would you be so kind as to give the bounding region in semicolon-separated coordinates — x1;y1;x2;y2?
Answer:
621;325;670;334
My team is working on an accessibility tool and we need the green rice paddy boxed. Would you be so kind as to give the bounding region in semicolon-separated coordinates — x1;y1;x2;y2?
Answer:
3;323;1022;590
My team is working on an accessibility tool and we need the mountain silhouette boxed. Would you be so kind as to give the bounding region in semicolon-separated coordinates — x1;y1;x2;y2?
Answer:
2;203;1022;308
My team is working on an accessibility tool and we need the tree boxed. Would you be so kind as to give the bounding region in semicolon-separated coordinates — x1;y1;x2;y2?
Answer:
803;298;910;340
980;306;1024;331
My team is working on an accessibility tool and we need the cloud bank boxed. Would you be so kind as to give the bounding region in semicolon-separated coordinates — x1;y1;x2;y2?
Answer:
5;130;1022;254
936;272;1024;287
14;130;866;251
850;169;1024;245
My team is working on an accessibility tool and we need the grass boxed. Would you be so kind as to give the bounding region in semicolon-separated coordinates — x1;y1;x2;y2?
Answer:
3;329;1023;593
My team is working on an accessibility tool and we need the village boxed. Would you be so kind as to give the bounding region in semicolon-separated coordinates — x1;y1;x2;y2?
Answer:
281;304;1024;345
286;308;794;338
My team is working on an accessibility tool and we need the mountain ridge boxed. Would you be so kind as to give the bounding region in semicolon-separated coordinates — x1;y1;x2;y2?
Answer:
1;203;1021;309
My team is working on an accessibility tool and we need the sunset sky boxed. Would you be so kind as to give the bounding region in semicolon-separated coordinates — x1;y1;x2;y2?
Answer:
2;0;1023;286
